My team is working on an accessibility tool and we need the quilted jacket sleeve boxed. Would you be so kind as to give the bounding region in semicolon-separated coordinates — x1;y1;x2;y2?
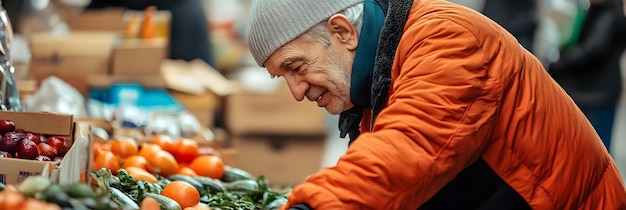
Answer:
282;18;500;209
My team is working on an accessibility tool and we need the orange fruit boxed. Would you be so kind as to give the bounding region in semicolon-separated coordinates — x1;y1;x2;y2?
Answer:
172;139;199;163
123;155;149;170
80;172;87;183
161;181;200;209
93;147;108;159
18;198;56;210
189;155;224;179
151;135;175;153
140;197;161;210
93;142;111;158
93;151;120;172
110;138;139;158
147;150;179;177
0;186;25;210
138;143;162;159
176;167;198;177
183;204;212;210
94;142;111;150
125;167;158;183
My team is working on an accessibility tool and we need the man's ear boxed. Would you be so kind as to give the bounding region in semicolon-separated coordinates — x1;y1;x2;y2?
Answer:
326;14;358;51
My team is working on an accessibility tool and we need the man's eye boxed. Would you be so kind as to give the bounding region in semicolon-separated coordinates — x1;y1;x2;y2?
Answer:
293;65;306;74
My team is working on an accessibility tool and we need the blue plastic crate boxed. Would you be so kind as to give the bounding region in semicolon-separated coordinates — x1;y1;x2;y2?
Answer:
89;83;185;113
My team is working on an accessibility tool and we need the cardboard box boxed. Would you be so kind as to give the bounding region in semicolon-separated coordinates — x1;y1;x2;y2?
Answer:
28;32;118;79
161;59;233;97
187;109;215;129
17;79;38;99
66;9;126;32
111;38;168;76
233;135;326;187
217;148;238;167
62;8;171;36
0;111;92;186
224;82;327;136
161;59;233;129
0;158;53;186
169;90;220;128
88;75;166;90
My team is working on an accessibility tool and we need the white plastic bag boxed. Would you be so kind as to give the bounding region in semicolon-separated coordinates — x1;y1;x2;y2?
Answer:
23;76;88;117
58;122;90;185
178;112;203;138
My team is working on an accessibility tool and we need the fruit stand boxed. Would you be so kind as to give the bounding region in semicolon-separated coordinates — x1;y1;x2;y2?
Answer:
0;1;332;209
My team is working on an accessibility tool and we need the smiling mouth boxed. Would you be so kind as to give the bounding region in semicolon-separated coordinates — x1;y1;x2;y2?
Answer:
314;91;328;102
315;91;329;107
307;89;327;102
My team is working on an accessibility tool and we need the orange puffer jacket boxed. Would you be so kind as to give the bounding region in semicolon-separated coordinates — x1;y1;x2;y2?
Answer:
283;0;626;209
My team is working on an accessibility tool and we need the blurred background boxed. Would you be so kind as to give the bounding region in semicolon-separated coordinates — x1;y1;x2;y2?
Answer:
3;0;625;186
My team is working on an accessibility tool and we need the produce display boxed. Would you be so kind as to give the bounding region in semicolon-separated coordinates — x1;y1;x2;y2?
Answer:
89;134;290;209
0;120;291;210
0;167;290;210
0;119;68;161
88;167;288;210
0;176;109;210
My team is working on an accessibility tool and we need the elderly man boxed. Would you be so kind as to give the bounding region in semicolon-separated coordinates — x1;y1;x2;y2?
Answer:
245;0;626;209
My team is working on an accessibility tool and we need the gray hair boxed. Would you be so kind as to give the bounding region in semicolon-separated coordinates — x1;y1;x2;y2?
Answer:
300;3;365;47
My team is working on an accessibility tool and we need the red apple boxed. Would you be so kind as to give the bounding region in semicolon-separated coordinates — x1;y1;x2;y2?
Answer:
24;133;40;144
0;119;15;135
16;139;38;159
47;136;68;156
0;131;23;153
34;155;51;161
37;143;57;158
0;151;11;158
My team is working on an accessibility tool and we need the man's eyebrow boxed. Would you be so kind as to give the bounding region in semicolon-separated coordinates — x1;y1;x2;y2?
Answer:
281;59;293;68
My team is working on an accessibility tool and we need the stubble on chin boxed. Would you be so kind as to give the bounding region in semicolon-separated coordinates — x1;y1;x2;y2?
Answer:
324;96;352;115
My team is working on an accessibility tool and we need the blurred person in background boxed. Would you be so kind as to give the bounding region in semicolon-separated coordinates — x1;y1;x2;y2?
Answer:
481;0;538;51
445;0;484;11
246;0;626;209
548;0;626;152
86;0;217;68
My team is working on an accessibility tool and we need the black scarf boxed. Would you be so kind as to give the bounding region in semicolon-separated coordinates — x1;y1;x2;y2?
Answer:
339;0;414;144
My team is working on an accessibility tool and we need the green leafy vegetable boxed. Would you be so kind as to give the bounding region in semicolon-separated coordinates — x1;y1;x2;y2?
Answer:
90;167;291;210
204;175;289;210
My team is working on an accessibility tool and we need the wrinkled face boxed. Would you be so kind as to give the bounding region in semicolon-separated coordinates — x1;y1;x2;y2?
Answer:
264;14;359;114
264;36;355;114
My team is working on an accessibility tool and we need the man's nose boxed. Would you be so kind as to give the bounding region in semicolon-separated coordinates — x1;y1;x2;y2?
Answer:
284;77;308;101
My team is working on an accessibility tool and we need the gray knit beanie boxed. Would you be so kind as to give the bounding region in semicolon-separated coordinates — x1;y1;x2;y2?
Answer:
246;0;364;67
